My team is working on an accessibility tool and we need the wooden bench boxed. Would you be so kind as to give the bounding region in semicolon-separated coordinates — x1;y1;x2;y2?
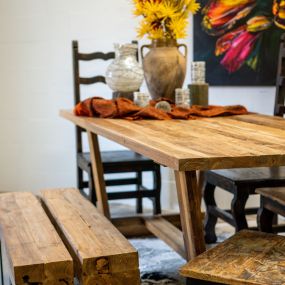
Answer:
41;188;140;285
180;230;285;285
0;192;73;285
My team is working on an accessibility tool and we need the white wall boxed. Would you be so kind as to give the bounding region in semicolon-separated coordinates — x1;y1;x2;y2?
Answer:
0;0;276;210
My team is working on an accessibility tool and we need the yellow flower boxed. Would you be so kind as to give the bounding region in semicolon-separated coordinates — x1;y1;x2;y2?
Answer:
159;1;179;19
137;19;152;38
132;0;199;39
167;16;188;39
185;0;200;14
149;27;165;39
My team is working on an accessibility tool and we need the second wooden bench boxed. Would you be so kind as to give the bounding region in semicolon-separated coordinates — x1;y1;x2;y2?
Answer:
41;188;140;285
0;192;73;285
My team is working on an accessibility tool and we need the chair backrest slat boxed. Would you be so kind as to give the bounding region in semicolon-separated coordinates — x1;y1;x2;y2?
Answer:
79;75;106;85
72;40;138;154
78;51;115;61
274;34;285;117
72;40;116;154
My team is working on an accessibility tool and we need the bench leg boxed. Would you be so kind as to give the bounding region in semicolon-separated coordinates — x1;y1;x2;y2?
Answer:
203;182;218;244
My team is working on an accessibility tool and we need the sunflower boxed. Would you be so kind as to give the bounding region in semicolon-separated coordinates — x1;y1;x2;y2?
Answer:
168;16;188;38
132;0;200;39
185;0;201;14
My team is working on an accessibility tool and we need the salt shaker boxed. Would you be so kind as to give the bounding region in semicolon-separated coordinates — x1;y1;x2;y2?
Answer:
175;88;185;107
134;92;149;107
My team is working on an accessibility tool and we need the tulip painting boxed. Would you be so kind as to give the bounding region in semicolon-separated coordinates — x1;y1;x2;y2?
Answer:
194;0;284;85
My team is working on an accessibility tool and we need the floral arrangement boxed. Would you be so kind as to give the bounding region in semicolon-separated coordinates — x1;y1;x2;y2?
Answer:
200;0;285;73
132;0;200;39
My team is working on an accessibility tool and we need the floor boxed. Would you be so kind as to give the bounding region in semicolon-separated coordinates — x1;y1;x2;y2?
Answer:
110;202;244;285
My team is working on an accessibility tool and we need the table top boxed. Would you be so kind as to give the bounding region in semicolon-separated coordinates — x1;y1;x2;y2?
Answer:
60;110;285;171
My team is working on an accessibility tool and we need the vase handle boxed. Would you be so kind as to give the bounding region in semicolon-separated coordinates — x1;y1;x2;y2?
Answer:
140;44;152;59
177;43;188;59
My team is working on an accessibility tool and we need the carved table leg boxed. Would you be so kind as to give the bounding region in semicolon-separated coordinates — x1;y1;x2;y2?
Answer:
175;171;206;261
203;182;218;244
87;131;110;219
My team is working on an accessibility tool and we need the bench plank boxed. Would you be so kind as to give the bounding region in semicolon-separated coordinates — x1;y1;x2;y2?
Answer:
41;188;140;285
180;230;285;285
0;192;73;285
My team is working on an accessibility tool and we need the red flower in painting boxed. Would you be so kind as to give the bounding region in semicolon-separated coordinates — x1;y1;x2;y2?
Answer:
216;26;260;73
201;0;282;73
215;16;271;73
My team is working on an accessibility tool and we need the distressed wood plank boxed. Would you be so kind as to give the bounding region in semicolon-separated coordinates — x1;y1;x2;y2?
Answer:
180;230;285;285
41;188;140;285
145;217;186;259
60;110;285;171
87;131;110;218
256;187;285;206
175;171;205;260
0;192;73;285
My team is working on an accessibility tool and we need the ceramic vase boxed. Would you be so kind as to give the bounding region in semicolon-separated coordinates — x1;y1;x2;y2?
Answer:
106;43;144;92
141;39;187;101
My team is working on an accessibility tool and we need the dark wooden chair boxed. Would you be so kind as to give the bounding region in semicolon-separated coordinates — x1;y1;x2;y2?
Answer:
257;187;285;233
203;34;285;243
72;40;161;214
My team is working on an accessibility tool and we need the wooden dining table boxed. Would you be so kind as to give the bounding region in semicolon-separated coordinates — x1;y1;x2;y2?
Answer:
60;110;285;261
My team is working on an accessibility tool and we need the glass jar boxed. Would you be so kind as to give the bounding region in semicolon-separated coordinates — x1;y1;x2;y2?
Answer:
191;61;206;84
106;43;144;92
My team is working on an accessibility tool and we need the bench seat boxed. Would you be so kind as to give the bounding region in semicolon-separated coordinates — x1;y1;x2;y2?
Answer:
0;192;73;285
41;188;140;285
180;230;285;285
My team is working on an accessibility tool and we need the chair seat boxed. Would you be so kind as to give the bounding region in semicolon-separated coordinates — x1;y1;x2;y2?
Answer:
78;150;158;173
180;230;285;285
256;187;285;206
207;166;285;187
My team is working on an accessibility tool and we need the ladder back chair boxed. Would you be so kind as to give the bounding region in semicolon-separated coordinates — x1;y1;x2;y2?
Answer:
72;40;161;215
203;34;285;243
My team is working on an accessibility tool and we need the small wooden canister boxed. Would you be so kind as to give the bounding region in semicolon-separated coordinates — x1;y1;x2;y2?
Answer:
188;83;209;106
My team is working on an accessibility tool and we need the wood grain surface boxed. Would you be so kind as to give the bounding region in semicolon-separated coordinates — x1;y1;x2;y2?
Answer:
256;187;285;206
41;188;140;285
180;230;285;285
0;192;73;285
60;110;285;171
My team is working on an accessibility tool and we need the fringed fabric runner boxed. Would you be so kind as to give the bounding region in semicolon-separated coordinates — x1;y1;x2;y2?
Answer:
74;97;248;120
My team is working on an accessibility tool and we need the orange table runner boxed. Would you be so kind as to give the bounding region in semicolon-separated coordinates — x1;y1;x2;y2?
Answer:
74;97;248;120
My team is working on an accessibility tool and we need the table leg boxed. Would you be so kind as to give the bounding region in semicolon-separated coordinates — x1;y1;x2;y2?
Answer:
175;170;206;261
87;131;110;219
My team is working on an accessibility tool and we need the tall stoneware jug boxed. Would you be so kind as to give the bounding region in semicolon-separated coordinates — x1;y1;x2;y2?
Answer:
141;39;187;101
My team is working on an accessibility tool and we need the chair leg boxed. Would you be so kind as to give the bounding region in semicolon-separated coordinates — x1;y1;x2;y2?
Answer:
136;171;143;214
203;182;218;243
152;165;161;215
231;187;249;232
77;166;84;191
257;198;274;233
88;166;97;205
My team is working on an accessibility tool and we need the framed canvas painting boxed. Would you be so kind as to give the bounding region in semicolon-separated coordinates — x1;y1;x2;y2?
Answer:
194;0;284;86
